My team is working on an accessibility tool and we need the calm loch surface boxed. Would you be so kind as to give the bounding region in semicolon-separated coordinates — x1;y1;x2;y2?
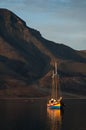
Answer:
0;99;86;130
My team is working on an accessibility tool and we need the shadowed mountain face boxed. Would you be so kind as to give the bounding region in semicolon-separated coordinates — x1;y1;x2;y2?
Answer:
0;8;86;98
0;9;50;80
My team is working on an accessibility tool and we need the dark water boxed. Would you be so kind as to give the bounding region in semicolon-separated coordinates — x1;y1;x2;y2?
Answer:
0;99;86;130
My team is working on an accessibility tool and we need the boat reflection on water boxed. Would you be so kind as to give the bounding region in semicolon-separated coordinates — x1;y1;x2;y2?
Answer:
47;108;63;130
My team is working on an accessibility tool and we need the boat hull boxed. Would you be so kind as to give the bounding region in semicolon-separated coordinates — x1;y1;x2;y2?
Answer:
48;105;61;109
47;103;61;109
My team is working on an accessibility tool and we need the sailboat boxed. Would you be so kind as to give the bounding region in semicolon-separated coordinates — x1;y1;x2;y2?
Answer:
47;62;63;109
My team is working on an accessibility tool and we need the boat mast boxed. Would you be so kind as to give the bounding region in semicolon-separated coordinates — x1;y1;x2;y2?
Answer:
51;71;55;99
55;62;61;99
55;62;58;99
51;62;59;99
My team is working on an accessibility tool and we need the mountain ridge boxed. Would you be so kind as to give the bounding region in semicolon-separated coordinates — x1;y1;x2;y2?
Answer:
0;8;86;98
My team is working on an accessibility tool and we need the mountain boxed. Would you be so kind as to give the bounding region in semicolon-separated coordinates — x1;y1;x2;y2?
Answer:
0;8;86;98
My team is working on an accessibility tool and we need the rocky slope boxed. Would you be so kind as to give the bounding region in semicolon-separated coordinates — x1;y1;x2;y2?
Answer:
0;8;86;98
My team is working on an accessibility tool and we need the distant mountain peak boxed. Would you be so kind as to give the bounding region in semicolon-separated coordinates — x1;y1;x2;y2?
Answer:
0;8;26;25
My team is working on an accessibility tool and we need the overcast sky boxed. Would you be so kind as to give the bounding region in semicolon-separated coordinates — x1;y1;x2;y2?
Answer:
0;0;86;50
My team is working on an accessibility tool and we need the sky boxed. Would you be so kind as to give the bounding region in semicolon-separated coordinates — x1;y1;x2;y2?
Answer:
0;0;86;50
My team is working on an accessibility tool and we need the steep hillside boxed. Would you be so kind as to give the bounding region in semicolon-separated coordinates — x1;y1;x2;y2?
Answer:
40;38;86;62
0;9;51;81
0;8;86;98
77;50;86;59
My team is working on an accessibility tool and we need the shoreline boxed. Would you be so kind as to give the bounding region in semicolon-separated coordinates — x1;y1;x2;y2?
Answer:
0;92;86;101
0;96;86;102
